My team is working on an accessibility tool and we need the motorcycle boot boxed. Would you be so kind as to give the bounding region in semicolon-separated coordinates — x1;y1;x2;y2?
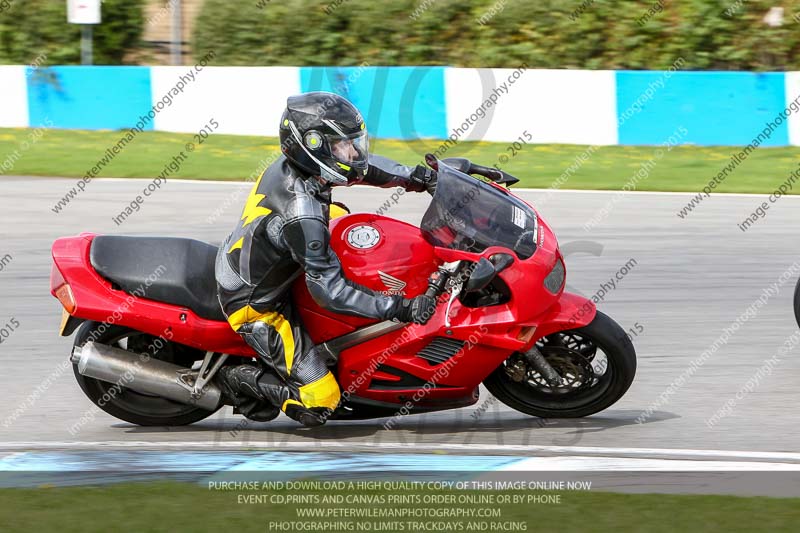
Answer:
218;365;331;427
217;365;281;422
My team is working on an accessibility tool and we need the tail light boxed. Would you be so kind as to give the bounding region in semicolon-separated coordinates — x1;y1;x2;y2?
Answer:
50;264;76;313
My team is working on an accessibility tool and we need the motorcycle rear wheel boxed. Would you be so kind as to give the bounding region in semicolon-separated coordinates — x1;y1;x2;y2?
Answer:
794;277;800;329
72;322;221;427
483;311;636;418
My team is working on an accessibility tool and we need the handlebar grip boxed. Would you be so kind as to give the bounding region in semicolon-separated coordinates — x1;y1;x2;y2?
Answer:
425;284;440;299
424;153;439;170
426;268;450;299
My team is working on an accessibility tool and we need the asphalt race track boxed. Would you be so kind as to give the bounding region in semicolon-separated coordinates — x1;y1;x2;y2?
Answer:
2;176;800;459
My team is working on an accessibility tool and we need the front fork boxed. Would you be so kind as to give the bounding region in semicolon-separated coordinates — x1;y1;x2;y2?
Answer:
523;345;562;386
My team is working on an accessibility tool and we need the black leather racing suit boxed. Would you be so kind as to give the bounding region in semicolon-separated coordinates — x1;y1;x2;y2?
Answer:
215;154;426;420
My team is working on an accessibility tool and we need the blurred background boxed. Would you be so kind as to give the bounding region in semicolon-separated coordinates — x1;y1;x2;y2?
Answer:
2;0;799;69
2;0;800;191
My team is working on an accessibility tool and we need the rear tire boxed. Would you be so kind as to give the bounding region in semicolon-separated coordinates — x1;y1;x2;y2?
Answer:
483;311;636;418
794;277;800;329
72;322;220;427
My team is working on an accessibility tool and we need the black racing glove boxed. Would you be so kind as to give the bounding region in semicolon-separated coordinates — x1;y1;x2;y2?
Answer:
410;165;438;195
394;294;437;325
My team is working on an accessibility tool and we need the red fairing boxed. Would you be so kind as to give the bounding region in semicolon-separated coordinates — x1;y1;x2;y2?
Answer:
317;212;596;407
50;234;256;357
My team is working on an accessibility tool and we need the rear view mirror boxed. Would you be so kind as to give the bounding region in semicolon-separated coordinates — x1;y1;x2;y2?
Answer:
465;258;496;292
489;253;514;273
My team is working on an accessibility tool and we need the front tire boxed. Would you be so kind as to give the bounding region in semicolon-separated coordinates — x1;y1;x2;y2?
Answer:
72;322;220;426
483;311;636;418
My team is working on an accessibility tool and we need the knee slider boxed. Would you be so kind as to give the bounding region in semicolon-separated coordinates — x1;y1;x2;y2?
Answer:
251;321;270;337
299;372;341;411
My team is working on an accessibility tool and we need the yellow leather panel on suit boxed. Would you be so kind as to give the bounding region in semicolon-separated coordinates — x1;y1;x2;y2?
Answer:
228;237;244;253
226;305;296;373
240;178;272;227
298;371;341;410
329;204;349;220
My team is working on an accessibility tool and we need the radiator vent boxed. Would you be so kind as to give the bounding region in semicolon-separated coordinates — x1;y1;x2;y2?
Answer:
416;337;465;365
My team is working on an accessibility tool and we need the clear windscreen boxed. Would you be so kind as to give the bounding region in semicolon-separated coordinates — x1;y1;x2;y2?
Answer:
420;163;538;259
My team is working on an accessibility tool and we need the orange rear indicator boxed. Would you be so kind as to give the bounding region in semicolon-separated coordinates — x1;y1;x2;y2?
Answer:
55;283;76;314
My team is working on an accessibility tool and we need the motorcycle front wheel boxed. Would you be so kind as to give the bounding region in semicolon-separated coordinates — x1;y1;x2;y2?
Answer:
483;310;636;418
72;321;221;427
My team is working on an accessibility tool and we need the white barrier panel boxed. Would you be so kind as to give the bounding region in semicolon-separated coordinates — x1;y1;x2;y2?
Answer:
150;66;300;136
0;66;29;128
444;68;618;145
786;72;800;146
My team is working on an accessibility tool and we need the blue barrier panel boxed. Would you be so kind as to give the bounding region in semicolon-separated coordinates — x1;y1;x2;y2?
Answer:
27;66;154;130
617;71;788;146
300;66;447;140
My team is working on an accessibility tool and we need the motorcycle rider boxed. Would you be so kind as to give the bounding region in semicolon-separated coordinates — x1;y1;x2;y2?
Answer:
215;92;438;427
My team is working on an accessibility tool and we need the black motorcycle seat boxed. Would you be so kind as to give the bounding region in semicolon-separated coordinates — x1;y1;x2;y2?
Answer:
89;235;226;321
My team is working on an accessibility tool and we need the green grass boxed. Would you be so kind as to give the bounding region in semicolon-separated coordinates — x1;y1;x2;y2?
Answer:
1;127;800;194
0;482;799;532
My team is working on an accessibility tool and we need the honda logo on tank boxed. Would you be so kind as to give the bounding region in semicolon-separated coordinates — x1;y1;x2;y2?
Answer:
66;0;101;24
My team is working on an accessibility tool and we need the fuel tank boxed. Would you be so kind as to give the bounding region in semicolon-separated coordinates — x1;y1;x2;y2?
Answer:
292;213;439;343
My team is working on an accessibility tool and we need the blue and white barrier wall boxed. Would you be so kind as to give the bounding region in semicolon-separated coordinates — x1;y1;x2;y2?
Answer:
0;66;29;129
3;65;800;146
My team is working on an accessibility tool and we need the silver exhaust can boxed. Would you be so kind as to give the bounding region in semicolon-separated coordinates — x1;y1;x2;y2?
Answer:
72;341;222;411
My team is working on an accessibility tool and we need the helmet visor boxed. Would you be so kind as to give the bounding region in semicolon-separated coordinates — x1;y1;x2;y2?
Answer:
328;131;369;170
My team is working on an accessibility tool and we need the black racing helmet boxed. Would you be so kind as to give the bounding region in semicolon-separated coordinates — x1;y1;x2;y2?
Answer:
279;92;369;185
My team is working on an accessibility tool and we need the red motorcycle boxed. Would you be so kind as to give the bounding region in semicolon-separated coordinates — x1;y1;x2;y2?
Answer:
50;157;636;426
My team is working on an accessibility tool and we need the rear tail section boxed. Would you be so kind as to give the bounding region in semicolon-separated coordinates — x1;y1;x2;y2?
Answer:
51;233;98;336
49;233;253;356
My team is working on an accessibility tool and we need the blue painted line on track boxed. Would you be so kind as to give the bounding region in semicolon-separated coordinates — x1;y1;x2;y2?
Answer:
0;451;259;472
225;452;520;472
0;451;527;487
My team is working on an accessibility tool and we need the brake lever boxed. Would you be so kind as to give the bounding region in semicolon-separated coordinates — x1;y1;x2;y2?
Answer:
444;281;462;328
424;153;439;170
